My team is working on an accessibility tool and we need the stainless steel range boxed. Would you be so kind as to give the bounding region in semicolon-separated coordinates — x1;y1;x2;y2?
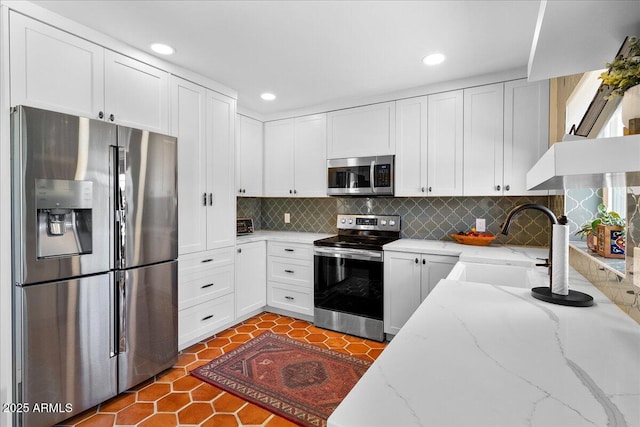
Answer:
313;214;401;342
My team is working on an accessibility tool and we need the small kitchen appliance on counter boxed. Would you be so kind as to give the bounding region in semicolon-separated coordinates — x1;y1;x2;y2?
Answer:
11;106;178;427
236;217;255;235
313;214;401;341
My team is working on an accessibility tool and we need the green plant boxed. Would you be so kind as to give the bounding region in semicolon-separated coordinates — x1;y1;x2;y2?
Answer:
575;203;626;239
599;37;640;98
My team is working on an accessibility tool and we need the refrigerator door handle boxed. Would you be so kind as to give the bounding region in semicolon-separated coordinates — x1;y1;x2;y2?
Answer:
117;146;127;269
118;273;127;353
109;274;117;358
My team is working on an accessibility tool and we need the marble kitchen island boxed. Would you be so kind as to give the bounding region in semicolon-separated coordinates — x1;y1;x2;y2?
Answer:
329;254;640;426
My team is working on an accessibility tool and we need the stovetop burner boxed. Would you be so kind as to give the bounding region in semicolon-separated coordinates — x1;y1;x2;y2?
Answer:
314;214;401;251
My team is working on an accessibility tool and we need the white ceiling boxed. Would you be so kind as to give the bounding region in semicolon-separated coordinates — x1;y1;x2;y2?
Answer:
28;1;639;119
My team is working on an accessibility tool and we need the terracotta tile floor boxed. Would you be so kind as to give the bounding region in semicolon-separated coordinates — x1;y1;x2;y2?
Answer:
58;312;387;427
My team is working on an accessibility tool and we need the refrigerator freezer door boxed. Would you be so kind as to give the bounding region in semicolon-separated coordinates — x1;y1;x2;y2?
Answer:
12;106;114;285
19;273;117;427
118;260;178;392
116;127;177;269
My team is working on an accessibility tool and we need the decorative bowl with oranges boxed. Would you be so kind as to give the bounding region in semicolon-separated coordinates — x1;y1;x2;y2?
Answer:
450;229;497;246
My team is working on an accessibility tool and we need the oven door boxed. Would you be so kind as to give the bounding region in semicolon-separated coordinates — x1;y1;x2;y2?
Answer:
313;247;383;321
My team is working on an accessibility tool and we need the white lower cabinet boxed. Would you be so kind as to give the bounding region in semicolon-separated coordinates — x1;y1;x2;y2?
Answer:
178;247;235;349
384;251;458;335
236;241;267;318
266;242;313;316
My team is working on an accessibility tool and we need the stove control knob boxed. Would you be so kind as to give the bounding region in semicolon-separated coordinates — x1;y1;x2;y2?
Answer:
348;219;353;224
340;218;346;224
381;220;387;225
389;220;396;226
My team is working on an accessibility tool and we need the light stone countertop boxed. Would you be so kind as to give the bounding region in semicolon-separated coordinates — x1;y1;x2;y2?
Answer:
329;245;640;427
235;230;334;245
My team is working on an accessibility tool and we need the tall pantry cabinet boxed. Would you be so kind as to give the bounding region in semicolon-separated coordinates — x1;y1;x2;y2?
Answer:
171;76;237;349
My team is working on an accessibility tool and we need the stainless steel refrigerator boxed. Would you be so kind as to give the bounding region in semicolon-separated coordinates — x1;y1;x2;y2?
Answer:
11;106;178;427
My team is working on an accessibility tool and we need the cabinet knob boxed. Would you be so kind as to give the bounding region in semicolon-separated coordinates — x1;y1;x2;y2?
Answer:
415;258;419;264
496;185;501;191
428;186;432;192
422;259;426;265
109;114;115;122
289;189;293;194
203;193;207;206
98;111;104;119
293;189;297;194
421;187;425;192
209;193;213;206
242;189;246;193
505;185;510;191
237;248;242;253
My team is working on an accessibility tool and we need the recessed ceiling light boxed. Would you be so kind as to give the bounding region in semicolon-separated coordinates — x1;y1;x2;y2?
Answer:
261;93;276;101
423;53;445;66
150;43;175;55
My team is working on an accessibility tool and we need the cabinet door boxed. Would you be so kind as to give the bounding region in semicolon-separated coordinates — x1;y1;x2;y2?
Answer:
463;83;504;196
420;255;458;302
206;90;236;249
171;77;208;255
294;114;327;197
264;119;295;196
503;79;550;196
9;12;104;119
383;251;421;335
104;50;170;133
236;241;267;318
327;102;396;159
395;97;427;197
237;115;264;197
428;90;464;196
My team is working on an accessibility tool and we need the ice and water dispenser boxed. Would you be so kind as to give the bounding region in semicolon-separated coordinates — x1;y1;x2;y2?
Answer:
35;179;94;258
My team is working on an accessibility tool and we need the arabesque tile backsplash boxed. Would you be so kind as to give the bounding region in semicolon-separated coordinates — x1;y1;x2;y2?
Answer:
238;195;563;246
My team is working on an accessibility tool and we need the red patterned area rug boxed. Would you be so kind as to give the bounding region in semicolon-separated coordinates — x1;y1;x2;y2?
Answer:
191;332;371;427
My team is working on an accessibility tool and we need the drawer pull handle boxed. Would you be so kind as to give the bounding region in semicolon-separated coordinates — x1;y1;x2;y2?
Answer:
284;270;295;274
201;314;214;321
284;249;294;252
201;283;214;289
284;296;295;300
201;258;213;263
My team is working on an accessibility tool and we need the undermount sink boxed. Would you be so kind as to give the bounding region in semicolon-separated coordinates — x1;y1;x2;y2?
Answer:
446;261;547;288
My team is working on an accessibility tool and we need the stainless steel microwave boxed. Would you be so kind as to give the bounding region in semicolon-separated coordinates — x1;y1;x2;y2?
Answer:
327;155;394;196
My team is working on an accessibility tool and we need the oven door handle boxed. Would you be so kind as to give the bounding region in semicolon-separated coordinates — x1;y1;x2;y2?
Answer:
314;247;383;262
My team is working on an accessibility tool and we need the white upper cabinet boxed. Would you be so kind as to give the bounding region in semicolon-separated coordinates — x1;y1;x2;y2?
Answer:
427;90;464;196
503;79;550;195
463;83;505;196
395;97;427;197
264;118;295;197
236;115;264;197
327;102;396;159
9;12;104;119
205;90;237;249
264;114;327;197
104;50;170;133
171;77;208;255
395;91;463;197
10;12;170;133
293;114;327;197
171;76;236;255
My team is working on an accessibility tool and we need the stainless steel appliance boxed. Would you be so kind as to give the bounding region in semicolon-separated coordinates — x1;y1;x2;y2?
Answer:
11;106;178;427
236;217;254;235
313;214;400;341
327;155;394;196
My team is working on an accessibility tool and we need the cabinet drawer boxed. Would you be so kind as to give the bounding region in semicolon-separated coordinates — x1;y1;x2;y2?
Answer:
179;263;234;310
267;242;312;260
267;282;312;316
178;293;234;348
179;247;234;273
268;257;311;288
